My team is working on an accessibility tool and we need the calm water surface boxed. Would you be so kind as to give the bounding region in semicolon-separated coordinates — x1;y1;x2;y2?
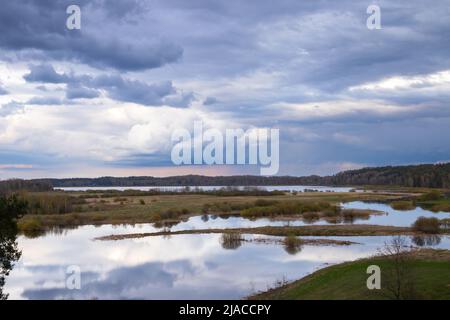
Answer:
161;201;450;229
59;185;356;192
3;201;450;299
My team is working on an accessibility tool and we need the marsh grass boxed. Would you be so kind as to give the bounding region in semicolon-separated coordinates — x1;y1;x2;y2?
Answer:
390;200;416;211
15;191;400;230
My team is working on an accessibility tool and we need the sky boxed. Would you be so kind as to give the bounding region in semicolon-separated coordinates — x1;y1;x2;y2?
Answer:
0;0;450;179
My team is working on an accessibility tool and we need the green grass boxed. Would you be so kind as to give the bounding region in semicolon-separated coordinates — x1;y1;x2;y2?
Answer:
251;249;450;300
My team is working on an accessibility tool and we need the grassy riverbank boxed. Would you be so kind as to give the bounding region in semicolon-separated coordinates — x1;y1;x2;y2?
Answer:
250;249;450;300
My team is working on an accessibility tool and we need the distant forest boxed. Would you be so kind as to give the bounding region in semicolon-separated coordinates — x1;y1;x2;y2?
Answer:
1;163;450;190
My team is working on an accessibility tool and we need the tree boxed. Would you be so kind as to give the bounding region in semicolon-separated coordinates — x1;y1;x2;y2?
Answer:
0;194;28;300
379;236;419;300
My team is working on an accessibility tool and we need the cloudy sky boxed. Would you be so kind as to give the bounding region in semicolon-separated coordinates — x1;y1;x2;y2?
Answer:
0;0;450;178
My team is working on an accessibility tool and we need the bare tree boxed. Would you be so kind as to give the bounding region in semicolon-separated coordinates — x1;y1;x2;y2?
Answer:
378;236;419;300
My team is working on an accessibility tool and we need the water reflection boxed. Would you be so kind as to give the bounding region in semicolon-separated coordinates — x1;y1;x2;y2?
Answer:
220;233;243;250
5;224;450;299
24;201;450;241
411;235;442;247
5;198;450;300
283;238;303;255
59;185;356;193
341;202;450;227
162;202;450;230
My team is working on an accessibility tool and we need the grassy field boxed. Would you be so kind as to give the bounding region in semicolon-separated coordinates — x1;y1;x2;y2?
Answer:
17;190;402;232
250;249;450;300
15;187;450;235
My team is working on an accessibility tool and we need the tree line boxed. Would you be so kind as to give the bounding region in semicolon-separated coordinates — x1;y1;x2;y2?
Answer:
1;162;450;189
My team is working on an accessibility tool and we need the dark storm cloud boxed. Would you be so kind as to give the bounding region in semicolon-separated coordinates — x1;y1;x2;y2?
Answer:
9;0;450;106
65;83;100;99
0;0;183;71
90;75;177;106
24;64;71;83
23;64;189;106
2;0;450;174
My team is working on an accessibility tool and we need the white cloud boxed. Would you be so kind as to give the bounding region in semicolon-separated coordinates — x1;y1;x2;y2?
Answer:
273;99;416;121
0;102;243;167
349;70;450;91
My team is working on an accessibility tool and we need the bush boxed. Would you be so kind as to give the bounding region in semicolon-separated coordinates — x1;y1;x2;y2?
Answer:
241;206;276;218
17;217;43;232
202;203;211;213
412;217;441;234
418;190;442;202
302;212;320;222
390;201;415;211
21;193;78;215
240;201;338;218
158;208;190;220
283;235;303;254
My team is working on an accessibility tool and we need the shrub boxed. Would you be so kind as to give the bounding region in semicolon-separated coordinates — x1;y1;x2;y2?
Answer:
390;201;415;211
240;201;338;219
18;217;43;232
158;208;190;220
412;216;441;234
283;235;303;255
202;204;211;213
241;206;276;218
418;190;442;202
22;193;78;215
302;212;320;222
